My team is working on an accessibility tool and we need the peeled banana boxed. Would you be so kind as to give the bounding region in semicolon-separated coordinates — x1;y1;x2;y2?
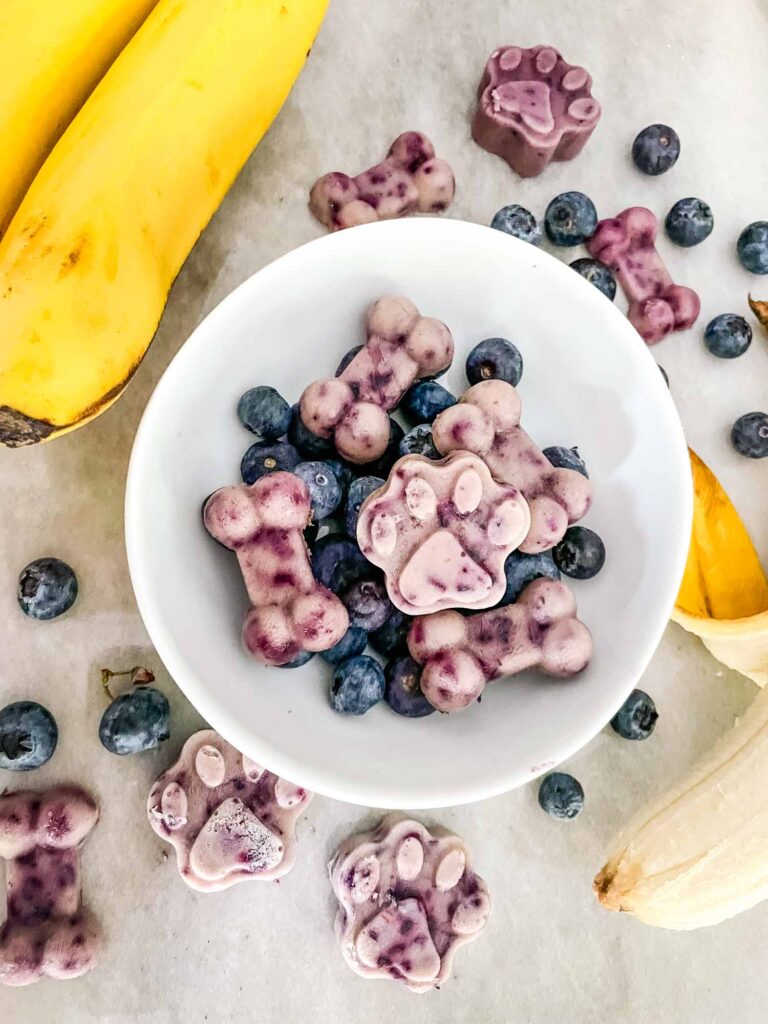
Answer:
0;0;328;446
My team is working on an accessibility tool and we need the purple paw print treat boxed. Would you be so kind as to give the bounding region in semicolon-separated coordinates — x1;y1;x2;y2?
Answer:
356;451;530;615
300;296;454;464
587;207;701;344
473;45;601;178
309;132;455;232
204;472;349;665
432;380;592;553
148;730;312;892
329;814;490;992
408;578;592;712
0;787;101;987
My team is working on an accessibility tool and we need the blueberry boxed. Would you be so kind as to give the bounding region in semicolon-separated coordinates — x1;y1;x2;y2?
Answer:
569;258;616;301
0;701;58;771
552;526;606;580
241;440;301;485
330;655;385;715
367;419;404;478
466;337;523;386
98;687;170;755
402;381;456;425
737;222;768;274
610;688;658;740
320;626;369;665
369;607;412;658
311;533;372;594
384;656;435;717
731;412;768;458
398;424;439;460
631;124;680;176
544;192;598;246
18;557;78;621
237;385;291;440
490;204;542;245
538;772;584;820
293;461;342;520
665;198;713;247
342;578;392;632
335;345;363;376
345;475;384;537
288;404;334;459
704;314;752;359
542;446;588;478
326;459;354;502
276;649;315;669
658;364;669;387
498;551;560;605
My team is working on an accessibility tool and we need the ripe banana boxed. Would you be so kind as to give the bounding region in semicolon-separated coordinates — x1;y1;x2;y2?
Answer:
0;0;328;446
0;0;158;236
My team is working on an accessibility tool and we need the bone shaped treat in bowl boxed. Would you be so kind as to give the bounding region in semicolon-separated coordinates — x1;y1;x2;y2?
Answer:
0;787;102;987
432;379;592;553
203;472;349;665
300;296;454;463
408;577;593;712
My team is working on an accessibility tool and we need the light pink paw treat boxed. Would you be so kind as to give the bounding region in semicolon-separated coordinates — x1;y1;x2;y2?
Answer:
473;45;601;178
300;296;454;463
309;132;455;231
432;380;592;553
0;787;101;987
148;730;312;892
203;472;349;665
356;451;530;615
408;578;592;712
587;207;701;345
329;814;490;993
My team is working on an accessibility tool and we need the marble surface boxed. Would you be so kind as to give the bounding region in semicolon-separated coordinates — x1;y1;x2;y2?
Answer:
2;0;768;1020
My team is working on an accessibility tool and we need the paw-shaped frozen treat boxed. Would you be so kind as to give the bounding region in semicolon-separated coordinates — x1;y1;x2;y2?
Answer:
432;380;592;553
408;578;592;712
356;451;530;615
329;814;490;992
310;132;455;231
300;296;454;463
204;473;349;665
148;730;312;891
473;45;601;178
587;207;701;344
0;787;101;987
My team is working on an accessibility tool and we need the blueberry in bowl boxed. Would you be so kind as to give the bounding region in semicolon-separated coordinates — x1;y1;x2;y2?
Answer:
466;337;523;386
241;440;300;484
330;655;385;715
237;385;291;440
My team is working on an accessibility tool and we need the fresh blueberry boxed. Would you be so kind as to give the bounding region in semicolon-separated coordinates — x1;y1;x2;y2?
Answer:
0;701;58;771
342;578;392;632
544;192;598;246
367;419;405;478
543;446;588;478
704;314;752;359
569;258;616;301
610;688;658;740
369;607;412;658
737;222;768;274
731;412;768;458
384;656;435;718
293;461;342;520
287;404;334;459
398;424;439;460
320;626;369;665
98;687;170;755
237;385;291;440
18;557;78;621
326;459;354;502
345;476;384;537
658;364;669;387
276;649;315;669
402;381;456;425
330;655;385;715
498;551;560;605
490;204;542;245
631;124;680;176
665;198;713;247
241;440;301;485
553;526;606;580
311;534;372;594
538;772;584;820
335;345;363;376
466;337;523;387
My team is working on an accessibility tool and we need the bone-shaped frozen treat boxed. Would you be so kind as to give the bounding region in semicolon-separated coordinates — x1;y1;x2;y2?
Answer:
309;132;455;231
587;206;700;344
408;577;592;712
0;787;101;987
431;379;592;553
203;472;349;665
300;296;454;463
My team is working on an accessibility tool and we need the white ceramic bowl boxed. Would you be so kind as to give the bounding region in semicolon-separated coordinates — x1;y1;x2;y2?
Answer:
126;218;691;809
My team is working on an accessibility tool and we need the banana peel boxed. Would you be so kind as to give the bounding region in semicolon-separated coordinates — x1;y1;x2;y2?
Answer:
748;294;768;334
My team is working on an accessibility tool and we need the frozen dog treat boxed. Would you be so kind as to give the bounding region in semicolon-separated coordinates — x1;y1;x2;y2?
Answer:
300;296;454;463
310;132;455;231
329;814;490;992
356;451;530;615
473;45;600;178
0;787;101;986
432;380;592;553
587;207;701;344
408;577;592;712
204;473;349;665
148;730;312;892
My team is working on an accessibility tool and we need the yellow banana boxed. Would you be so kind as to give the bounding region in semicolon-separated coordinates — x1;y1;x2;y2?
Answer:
0;0;328;446
0;0;158;235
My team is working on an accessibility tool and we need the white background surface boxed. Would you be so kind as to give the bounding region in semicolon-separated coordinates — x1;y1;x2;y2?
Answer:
2;0;768;1021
